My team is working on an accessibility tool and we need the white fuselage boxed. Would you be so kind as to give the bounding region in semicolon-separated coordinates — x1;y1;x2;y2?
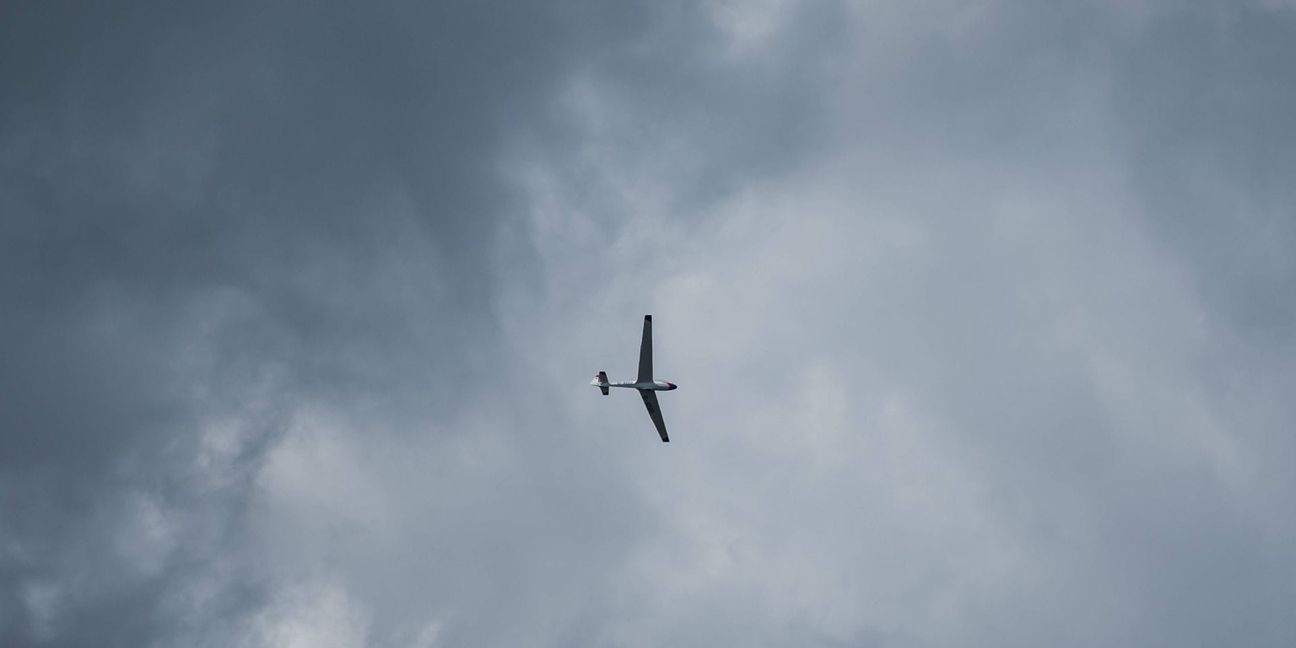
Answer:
607;380;677;391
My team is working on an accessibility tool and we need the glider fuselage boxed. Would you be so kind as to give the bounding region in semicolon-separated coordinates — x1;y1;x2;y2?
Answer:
608;380;677;391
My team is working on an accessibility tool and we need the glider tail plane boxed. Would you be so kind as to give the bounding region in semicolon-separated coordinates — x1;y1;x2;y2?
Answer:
592;371;610;395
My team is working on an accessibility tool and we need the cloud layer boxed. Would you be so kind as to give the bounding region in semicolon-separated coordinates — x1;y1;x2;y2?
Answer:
2;1;1293;646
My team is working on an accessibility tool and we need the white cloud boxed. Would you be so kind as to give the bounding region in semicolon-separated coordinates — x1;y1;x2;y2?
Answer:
241;581;370;648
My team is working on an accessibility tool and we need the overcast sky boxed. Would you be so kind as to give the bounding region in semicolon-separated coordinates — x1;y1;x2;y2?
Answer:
2;1;1294;646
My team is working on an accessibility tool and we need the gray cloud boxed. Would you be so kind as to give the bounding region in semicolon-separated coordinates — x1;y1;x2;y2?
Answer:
1;1;593;643
2;1;1293;646
1113;3;1296;344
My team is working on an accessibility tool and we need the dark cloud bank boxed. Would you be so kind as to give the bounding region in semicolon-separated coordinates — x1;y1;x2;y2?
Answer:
1;1;1293;646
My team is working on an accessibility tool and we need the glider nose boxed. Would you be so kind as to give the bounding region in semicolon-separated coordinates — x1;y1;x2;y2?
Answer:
667;382;677;390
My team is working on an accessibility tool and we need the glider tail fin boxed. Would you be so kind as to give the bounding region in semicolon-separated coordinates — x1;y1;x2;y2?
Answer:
592;371;610;395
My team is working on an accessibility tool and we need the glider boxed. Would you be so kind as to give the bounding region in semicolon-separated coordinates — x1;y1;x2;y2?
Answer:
591;315;677;442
